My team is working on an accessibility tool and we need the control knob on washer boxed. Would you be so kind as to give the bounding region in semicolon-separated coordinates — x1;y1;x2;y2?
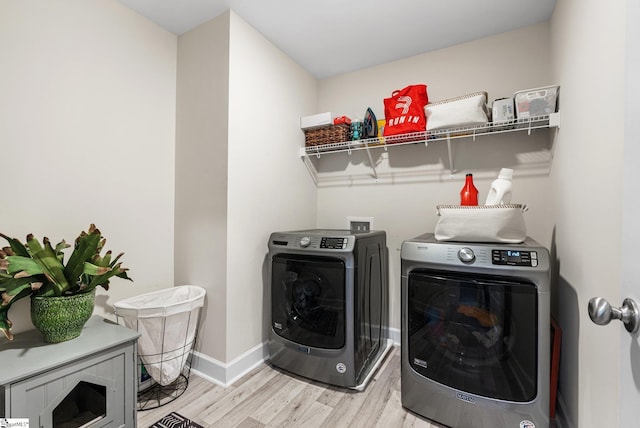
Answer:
300;236;311;247
458;247;475;263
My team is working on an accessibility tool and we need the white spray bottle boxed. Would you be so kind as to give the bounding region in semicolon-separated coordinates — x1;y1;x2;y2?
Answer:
485;168;513;205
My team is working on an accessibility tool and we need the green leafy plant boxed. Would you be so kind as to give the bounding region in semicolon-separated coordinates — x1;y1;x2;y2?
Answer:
0;224;132;340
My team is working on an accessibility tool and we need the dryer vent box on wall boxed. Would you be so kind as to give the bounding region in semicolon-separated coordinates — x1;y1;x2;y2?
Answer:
348;216;373;233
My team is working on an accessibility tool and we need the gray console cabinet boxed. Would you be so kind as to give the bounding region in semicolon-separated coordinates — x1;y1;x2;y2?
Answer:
0;316;140;427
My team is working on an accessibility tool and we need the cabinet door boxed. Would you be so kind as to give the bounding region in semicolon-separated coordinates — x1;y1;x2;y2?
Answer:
9;342;135;428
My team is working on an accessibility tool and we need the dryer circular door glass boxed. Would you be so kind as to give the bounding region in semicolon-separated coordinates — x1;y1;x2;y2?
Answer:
271;254;346;349
407;269;538;402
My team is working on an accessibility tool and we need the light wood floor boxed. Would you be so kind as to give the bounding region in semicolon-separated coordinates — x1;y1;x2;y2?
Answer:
136;346;444;428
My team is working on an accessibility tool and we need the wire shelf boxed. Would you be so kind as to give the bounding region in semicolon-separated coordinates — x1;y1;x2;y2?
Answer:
300;114;556;157
299;113;559;183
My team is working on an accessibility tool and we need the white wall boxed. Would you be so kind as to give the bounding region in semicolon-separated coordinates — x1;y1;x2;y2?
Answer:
0;0;177;335
620;1;640;425
175;12;230;362
550;0;626;427
316;23;555;333
226;11;318;361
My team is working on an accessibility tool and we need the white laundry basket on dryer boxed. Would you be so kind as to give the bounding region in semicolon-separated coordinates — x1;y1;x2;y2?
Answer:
114;285;205;410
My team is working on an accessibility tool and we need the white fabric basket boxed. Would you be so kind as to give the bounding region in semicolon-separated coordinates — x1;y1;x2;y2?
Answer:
114;285;206;386
434;204;528;243
425;91;490;131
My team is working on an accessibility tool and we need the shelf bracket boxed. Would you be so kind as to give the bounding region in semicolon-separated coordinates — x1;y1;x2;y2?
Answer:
446;133;454;177
363;144;378;180
300;151;319;185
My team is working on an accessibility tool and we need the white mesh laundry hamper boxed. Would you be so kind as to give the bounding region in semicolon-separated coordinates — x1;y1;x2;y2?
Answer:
114;285;205;409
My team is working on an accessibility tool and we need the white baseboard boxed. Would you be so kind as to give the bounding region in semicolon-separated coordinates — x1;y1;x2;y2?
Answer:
388;326;401;345
190;330;401;388
190;341;269;388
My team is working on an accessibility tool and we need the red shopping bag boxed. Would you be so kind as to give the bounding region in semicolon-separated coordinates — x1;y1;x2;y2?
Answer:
383;84;429;136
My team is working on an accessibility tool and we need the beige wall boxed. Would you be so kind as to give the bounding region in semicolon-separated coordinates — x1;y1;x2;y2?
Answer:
550;0;626;427
227;11;318;361
4;3;631;425
0;0;177;334
315;22;555;334
175;11;318;366
175;12;231;362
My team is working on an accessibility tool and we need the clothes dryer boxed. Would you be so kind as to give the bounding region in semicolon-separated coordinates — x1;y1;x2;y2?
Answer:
401;233;551;428
268;229;392;390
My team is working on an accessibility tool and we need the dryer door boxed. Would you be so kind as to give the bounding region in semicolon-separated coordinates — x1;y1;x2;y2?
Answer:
271;254;346;349
407;269;538;402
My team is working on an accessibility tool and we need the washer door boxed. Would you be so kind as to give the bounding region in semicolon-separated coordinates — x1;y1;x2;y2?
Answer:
407;269;538;402
271;254;346;349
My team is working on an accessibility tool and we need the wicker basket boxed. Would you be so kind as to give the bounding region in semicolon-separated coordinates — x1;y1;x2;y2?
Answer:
304;123;351;147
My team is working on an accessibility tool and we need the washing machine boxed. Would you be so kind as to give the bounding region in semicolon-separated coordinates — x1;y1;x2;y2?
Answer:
401;233;550;428
268;229;392;390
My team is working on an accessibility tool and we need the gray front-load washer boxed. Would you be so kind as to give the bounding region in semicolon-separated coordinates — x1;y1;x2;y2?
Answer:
401;233;551;428
268;229;392;390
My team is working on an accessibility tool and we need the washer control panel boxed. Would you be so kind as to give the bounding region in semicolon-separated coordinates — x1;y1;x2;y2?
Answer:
401;234;548;271
270;233;354;250
320;237;348;249
492;249;538;267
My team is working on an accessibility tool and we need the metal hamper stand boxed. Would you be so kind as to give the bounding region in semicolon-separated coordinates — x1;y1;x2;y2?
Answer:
114;285;206;411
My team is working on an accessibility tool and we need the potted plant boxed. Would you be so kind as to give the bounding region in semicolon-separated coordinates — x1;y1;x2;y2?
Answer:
0;224;131;342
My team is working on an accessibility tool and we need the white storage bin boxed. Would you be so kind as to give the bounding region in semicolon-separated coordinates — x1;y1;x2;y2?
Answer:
434;204;528;243
514;85;559;118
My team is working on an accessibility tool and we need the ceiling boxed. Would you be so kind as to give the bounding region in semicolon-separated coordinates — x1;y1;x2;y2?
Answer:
118;0;557;79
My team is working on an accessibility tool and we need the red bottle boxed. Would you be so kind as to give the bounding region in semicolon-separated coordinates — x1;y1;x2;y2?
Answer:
460;173;479;206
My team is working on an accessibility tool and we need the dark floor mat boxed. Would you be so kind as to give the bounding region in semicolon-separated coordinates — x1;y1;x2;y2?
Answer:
149;412;204;428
